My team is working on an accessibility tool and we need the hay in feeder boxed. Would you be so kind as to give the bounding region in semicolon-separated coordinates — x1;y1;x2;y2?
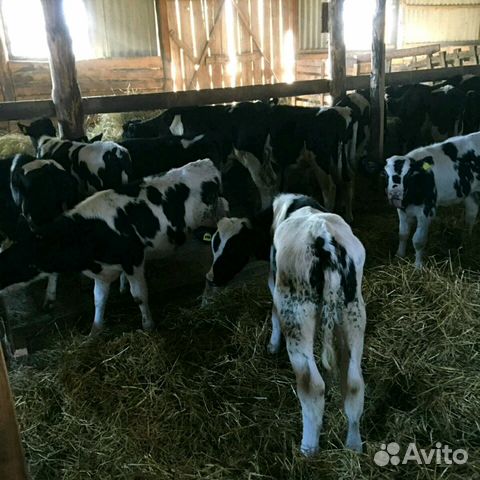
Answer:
0;133;35;158
9;258;480;479
85;110;163;142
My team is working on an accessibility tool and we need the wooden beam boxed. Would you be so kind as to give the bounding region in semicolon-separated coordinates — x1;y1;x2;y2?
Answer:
0;6;15;101
0;344;28;480
370;0;386;164
328;0;346;103
355;44;440;63
40;0;84;139
3;64;480;121
155;0;173;91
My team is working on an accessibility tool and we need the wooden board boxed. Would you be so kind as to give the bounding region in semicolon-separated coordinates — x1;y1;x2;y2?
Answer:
0;344;28;480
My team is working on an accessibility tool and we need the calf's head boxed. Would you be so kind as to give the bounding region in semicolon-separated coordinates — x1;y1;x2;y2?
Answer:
385;155;434;209
205;217;254;289
18;118;56;148
11;159;78;229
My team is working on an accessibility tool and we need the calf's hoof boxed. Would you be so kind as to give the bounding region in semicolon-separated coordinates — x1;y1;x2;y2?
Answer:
300;443;319;456
267;342;280;355
42;299;55;312
89;324;104;337
142;320;155;332
346;433;363;453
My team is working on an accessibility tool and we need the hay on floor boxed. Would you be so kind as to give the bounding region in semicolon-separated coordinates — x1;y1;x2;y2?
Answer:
9;260;480;480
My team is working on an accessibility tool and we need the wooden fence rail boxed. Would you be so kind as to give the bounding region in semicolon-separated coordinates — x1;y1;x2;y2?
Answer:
1;64;480;122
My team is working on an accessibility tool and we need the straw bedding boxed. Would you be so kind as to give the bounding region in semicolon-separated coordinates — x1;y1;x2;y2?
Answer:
9;255;480;479
2;124;480;478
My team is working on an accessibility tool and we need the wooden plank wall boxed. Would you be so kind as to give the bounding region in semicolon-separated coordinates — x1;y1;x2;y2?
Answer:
0;0;295;103
6;57;165;101
167;0;294;91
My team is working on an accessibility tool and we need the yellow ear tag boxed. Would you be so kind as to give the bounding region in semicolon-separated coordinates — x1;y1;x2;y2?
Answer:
422;162;432;171
203;233;212;242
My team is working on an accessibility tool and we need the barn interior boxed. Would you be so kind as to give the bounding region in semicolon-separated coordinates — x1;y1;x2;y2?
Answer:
1;1;480;479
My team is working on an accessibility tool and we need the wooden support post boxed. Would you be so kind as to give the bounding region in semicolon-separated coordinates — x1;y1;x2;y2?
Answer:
40;0;84;139
0;8;15;101
328;0;346;104
155;0;173;91
370;0;386;165
0;344;28;480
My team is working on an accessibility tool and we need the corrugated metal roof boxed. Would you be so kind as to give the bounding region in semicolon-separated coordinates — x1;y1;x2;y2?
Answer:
405;0;480;5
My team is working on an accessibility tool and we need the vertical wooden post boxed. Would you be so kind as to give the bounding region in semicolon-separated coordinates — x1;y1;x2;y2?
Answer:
155;0;173;91
370;0;386;165
0;9;15;101
40;0;84;139
328;0;346;104
0;344;28;480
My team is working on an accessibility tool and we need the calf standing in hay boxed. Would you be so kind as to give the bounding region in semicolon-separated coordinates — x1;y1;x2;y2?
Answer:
205;193;367;455
0;159;224;334
385;132;480;267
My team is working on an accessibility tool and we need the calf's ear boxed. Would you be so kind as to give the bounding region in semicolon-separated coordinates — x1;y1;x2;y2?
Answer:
17;123;29;135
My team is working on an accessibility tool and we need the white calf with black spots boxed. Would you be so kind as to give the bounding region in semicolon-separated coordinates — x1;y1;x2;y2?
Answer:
205;193;366;455
270;194;366;455
385;132;480;267
0;159;223;335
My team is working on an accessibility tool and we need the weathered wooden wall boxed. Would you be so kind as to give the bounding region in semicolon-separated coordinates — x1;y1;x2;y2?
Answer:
0;0;296;102
3;57;165;101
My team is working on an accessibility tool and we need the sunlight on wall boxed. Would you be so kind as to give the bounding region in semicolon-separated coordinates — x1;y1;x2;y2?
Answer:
2;0;93;60
282;29;295;84
343;0;376;50
225;0;238;87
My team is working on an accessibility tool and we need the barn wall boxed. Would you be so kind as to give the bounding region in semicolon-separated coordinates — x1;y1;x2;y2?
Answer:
0;0;297;102
298;0;329;51
8;57;164;101
399;0;480;46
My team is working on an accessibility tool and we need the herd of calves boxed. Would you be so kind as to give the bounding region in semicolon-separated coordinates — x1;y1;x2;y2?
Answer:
2;75;480;455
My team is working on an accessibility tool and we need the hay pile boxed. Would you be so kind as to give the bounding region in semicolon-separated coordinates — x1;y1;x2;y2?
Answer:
9;259;480;479
85;110;163;142
0;133;35;157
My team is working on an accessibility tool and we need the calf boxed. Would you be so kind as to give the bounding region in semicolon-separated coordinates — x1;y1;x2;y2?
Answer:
10;155;78;230
429;85;466;142
385;132;480;266
0;159;224;334
268;105;358;222
336;91;371;166
118;133;226;180
124;103;273;209
386;83;432;153
18;118;132;195
9;155;79;308
205;193;366;455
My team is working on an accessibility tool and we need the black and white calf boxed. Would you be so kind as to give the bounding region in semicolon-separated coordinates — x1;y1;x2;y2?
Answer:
0;159;224;334
268;105;358;222
18;118;132;195
205;194;366;455
9;154;80;308
10;154;78;230
385;132;480;266
336;91;371;165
